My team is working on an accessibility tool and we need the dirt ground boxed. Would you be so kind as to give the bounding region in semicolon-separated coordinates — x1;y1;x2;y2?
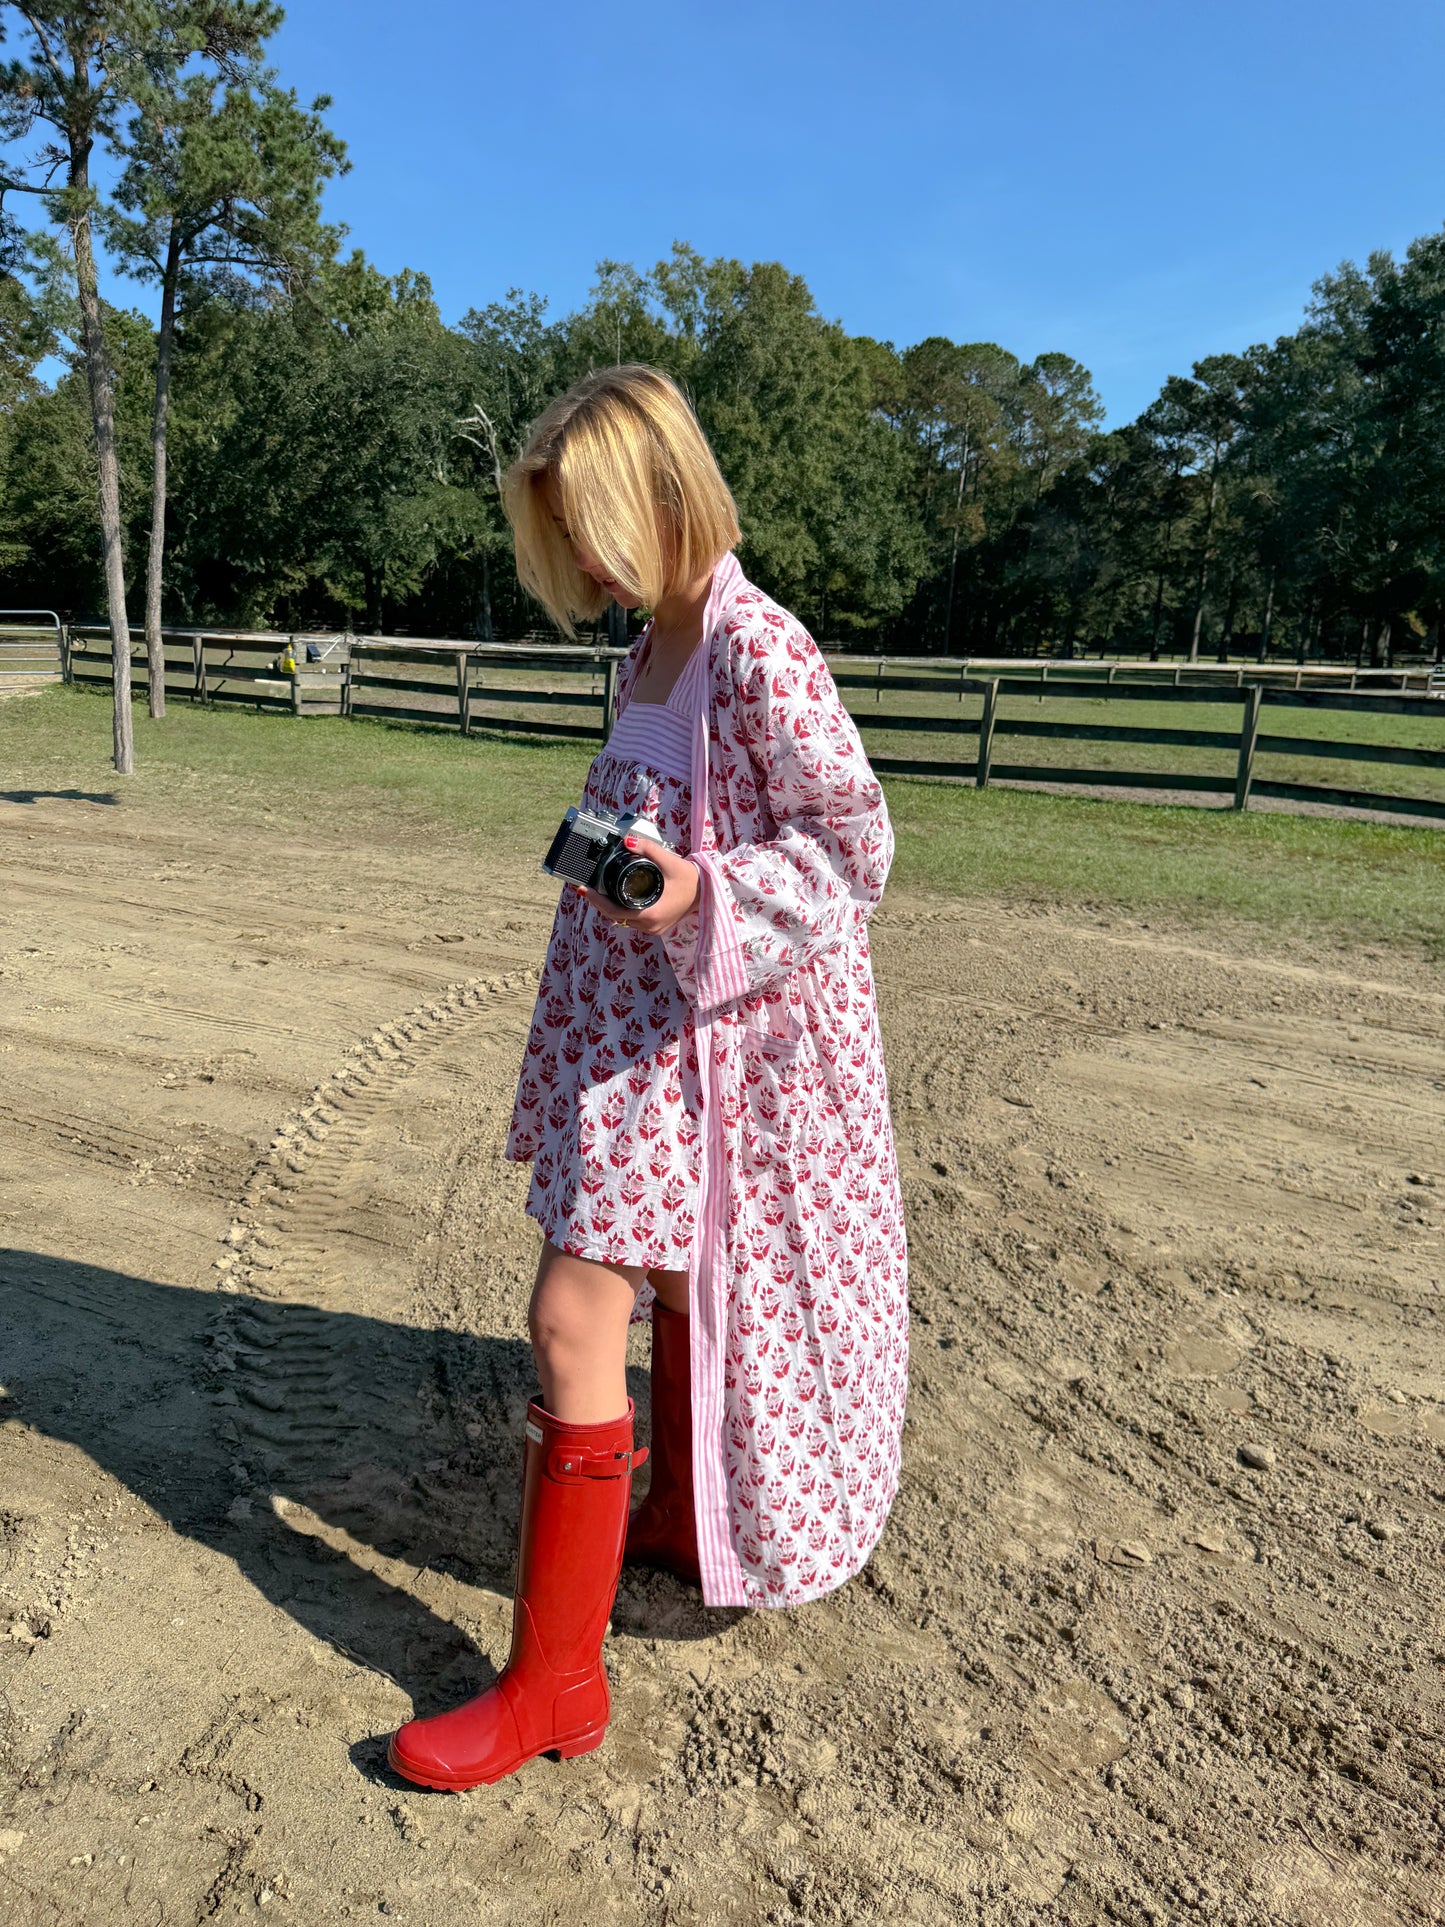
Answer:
0;785;1442;1927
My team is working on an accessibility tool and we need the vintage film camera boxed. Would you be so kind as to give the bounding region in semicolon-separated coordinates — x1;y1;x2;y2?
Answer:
542;807;669;911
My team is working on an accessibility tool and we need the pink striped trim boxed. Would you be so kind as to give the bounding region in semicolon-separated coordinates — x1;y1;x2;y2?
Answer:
687;1001;750;1608
682;555;753;1610
691;850;750;1011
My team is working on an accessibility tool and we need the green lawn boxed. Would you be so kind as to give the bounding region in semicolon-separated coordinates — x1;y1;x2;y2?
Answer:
5;683;1443;956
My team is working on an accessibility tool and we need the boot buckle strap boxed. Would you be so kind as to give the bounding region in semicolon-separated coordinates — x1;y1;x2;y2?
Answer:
547;1443;649;1482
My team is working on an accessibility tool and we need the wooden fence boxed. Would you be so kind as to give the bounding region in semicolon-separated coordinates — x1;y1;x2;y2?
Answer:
346;638;615;742
35;622;1445;823
845;672;1445;822
344;638;1445;822
66;624;345;713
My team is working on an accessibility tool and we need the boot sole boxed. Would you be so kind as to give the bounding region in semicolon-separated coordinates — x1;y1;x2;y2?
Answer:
385;1728;604;1791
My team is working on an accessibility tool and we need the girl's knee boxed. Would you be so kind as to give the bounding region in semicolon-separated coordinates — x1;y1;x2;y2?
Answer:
528;1252;637;1365
527;1277;579;1363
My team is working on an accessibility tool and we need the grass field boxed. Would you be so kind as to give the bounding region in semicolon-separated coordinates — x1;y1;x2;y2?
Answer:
7;681;1444;954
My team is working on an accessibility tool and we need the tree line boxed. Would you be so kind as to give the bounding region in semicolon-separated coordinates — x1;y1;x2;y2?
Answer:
3;7;1443;772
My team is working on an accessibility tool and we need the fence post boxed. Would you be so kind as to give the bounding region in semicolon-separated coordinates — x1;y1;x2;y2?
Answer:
1233;685;1263;812
192;635;207;703
342;648;355;717
456;651;471;736
602;658;618;743
59;622;71;683
877;656;885;704
976;680;999;789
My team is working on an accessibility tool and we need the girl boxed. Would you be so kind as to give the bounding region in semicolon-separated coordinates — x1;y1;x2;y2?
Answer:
389;366;908;1792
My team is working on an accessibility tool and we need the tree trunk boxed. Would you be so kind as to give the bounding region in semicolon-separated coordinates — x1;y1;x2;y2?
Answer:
70;154;133;773
1188;466;1220;662
144;223;182;719
476;547;494;642
1061;597;1079;659
1216;566;1238;663
1149;564;1167;661
1378;617;1393;670
1257;570;1275;663
362;564;382;634
942;429;969;654
1101;583;1120;657
1188;578;1208;661
1149;512;1177;661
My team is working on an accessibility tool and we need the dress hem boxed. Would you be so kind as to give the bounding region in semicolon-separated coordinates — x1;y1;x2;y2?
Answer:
522;1202;691;1274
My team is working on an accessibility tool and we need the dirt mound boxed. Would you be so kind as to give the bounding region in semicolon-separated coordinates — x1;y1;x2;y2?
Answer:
1;795;1442;1925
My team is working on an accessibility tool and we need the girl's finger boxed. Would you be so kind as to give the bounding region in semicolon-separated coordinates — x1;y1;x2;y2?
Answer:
575;882;631;924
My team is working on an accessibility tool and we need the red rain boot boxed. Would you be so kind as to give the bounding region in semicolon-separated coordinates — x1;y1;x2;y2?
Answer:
387;1400;645;1791
625;1302;701;1587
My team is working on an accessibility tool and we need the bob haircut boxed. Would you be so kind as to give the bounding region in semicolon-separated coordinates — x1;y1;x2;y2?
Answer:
503;365;741;636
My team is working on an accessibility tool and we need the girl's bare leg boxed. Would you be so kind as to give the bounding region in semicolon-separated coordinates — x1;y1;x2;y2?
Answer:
529;1241;644;1423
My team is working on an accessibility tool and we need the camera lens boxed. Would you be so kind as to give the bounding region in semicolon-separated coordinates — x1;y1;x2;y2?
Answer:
606;854;664;911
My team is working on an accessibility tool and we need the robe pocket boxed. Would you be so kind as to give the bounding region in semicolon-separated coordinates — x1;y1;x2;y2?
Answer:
738;1012;809;1144
740;1010;806;1062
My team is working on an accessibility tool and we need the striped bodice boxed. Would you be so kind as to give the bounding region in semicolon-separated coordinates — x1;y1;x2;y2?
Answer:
601;699;692;784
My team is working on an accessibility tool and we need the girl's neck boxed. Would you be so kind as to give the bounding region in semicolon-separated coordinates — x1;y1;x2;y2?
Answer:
649;563;715;651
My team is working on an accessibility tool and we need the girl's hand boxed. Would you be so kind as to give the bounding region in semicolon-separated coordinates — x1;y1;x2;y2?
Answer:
573;839;700;936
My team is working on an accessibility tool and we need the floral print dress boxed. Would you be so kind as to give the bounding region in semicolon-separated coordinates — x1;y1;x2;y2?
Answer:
506;679;702;1269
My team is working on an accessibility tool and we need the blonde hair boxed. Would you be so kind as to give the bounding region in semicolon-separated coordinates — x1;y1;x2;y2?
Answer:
503;365;740;635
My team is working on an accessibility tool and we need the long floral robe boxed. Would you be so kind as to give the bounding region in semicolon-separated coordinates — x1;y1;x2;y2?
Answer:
645;552;909;1609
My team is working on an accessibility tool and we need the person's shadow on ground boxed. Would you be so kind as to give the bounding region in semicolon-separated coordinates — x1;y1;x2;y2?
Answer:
1;1249;726;1744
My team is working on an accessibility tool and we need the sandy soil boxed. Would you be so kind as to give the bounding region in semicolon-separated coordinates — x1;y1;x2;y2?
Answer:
0;788;1442;1927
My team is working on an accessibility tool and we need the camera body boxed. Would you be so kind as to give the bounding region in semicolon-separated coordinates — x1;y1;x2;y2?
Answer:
543;807;669;911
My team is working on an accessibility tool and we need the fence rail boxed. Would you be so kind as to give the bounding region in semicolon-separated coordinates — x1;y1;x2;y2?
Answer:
22;621;1445;824
0;609;64;688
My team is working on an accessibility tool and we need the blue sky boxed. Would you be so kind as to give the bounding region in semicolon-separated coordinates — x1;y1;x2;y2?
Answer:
91;1;1445;422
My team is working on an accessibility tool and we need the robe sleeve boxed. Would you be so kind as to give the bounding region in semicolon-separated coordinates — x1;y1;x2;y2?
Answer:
663;612;893;1016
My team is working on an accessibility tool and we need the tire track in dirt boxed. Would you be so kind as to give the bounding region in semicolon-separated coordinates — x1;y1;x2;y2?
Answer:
0;1098;237;1198
204;971;537;1494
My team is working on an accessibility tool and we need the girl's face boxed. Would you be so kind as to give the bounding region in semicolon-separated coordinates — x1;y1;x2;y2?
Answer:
545;474;642;609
